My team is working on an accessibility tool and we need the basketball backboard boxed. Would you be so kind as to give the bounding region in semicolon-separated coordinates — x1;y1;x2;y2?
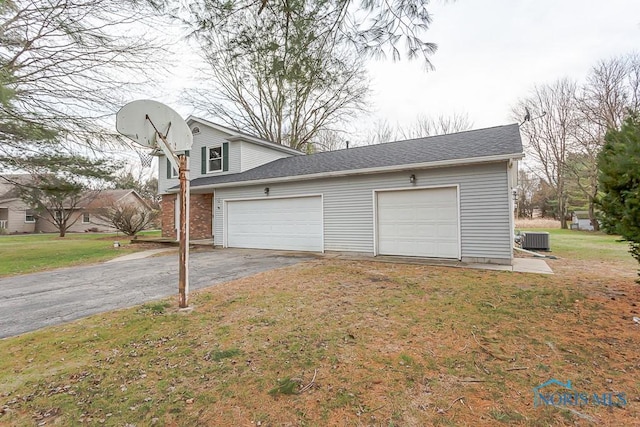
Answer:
117;99;192;308
116;99;193;154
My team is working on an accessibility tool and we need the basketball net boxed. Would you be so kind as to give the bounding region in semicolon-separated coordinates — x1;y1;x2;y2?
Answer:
136;147;154;168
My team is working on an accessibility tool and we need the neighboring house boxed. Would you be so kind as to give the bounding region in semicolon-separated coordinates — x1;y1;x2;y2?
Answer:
158;118;523;265
571;211;595;231
0;176;150;234
35;189;151;233
0;175;38;234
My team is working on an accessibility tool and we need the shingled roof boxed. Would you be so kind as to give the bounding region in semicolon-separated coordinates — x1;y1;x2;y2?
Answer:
189;123;523;190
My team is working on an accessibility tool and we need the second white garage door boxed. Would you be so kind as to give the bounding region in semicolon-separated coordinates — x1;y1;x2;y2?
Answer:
226;196;323;252
376;187;460;259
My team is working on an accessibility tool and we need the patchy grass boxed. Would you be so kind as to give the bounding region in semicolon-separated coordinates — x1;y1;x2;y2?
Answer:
515;218;561;229
0;231;161;277
531;229;635;262
517;228;638;282
0;233;639;425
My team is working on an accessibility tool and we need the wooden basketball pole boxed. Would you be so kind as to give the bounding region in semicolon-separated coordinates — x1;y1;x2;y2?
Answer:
178;153;190;308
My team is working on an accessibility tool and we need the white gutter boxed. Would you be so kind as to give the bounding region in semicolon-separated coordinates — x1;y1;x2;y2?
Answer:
180;153;524;193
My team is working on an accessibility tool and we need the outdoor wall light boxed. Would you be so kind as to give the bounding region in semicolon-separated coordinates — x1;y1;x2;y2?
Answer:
264;187;270;195
409;174;416;183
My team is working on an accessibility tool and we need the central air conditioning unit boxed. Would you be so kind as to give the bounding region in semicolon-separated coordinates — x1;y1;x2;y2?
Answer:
521;232;550;251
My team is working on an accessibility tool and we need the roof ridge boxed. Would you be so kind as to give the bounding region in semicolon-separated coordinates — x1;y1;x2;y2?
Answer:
184;122;523;190
387;123;520;143
290;123;521;160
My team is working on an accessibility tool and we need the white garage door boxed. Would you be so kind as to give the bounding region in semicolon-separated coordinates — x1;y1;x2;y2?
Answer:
226;196;323;252
377;187;459;258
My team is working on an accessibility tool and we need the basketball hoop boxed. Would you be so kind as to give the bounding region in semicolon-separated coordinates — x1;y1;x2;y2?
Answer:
137;149;153;168
116;100;193;308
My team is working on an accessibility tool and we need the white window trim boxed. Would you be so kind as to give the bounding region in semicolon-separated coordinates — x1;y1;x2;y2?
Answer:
25;210;36;223
207;146;223;173
170;165;178;178
82;212;91;224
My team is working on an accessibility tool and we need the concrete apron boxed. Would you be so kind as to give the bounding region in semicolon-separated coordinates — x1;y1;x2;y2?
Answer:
108;248;553;274
106;248;175;263
329;253;554;274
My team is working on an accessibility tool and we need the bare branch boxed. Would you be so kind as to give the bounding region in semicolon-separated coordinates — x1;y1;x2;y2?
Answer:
186;4;369;150
1;0;172;170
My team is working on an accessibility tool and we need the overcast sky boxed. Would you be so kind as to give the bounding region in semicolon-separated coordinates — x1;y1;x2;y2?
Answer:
363;0;640;133
156;0;640;144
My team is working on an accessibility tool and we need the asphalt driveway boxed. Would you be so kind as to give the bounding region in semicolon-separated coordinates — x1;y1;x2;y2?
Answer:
0;248;315;339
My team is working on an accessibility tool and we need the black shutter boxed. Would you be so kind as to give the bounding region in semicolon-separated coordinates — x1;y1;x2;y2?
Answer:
222;142;229;172
201;146;207;174
166;158;172;179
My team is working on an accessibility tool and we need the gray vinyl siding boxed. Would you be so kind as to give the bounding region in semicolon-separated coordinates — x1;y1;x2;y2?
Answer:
212;162;513;262
158;125;238;194
191;125;240;175
158;125;296;194
158;156;178;195
240;142;292;171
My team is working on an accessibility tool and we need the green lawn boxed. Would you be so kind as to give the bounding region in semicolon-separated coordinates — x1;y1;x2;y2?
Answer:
0;230;638;425
517;228;634;263
0;231;161;277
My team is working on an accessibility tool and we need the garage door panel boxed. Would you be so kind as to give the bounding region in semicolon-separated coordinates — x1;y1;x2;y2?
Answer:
227;196;322;252
438;207;457;219
377;188;459;259
437;224;458;237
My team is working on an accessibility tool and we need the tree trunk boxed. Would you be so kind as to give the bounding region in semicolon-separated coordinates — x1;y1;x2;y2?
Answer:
558;184;568;229
588;200;600;232
559;212;568;229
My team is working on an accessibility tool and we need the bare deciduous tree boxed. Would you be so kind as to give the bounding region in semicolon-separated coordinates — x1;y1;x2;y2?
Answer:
94;201;157;236
579;54;640;130
172;0;446;150
10;153;117;236
15;175;92;237
365;112;472;146
399;112;473;139
514;78;578;229
0;0;168;171
516;169;538;219
366;119;398;145
568;53;640;230
188;3;369;151
309;129;350;152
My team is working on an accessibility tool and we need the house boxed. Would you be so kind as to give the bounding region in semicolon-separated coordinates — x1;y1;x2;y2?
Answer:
158;118;523;265
0;176;150;234
34;189;152;234
158;117;301;240
0;175;38;234
571;211;594;231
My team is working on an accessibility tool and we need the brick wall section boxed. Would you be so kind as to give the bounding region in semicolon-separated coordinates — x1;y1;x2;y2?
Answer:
160;194;176;239
160;193;213;240
190;193;213;240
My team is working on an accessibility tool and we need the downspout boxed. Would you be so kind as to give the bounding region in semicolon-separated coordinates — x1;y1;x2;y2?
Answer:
508;159;517;262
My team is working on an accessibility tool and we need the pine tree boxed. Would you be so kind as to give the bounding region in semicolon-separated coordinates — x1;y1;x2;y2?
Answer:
597;113;640;277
